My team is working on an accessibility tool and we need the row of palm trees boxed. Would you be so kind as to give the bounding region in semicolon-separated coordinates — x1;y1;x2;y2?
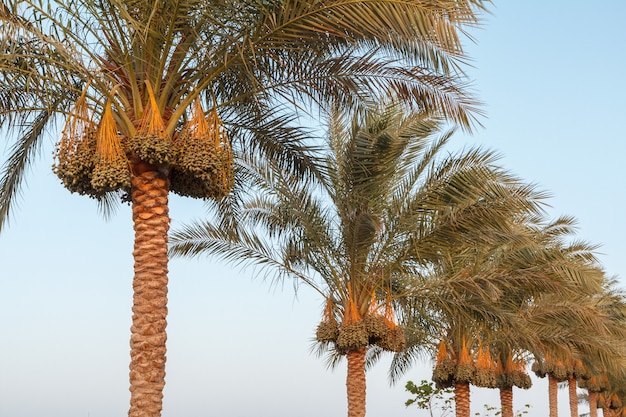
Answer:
1;1;623;417
0;1;490;416
168;101;626;417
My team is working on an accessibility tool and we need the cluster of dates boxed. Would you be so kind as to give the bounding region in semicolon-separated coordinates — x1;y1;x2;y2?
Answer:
53;113;233;200
315;314;406;354
53;131;130;199
432;342;532;390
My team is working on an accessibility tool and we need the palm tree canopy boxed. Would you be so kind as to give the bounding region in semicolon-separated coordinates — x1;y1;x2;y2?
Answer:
392;210;626;392
169;98;547;358
0;0;490;230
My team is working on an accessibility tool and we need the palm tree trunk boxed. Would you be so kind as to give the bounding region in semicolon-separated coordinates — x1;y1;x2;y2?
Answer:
500;386;514;417
128;166;170;417
346;348;367;417
568;376;578;417
549;374;559;417
603;404;611;417
588;391;598;417
455;382;471;417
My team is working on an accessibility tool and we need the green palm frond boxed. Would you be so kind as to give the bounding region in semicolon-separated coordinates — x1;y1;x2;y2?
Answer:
2;0;490;229
224;104;323;180
0;109;56;228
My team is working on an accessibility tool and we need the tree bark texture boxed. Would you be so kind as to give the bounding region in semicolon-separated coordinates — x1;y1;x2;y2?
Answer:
128;168;170;417
455;382;470;417
346;349;367;417
549;374;559;417
500;386;514;417
588;391;598;417
568;376;578;417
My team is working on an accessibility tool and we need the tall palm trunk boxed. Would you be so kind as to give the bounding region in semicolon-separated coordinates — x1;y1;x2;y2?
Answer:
588;391;598;417
549;374;559;417
128;165;170;417
346;348;367;417
568;376;578;417
455;382;471;417
500;386;514;417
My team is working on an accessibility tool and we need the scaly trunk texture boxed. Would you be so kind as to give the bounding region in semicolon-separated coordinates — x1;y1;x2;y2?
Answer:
568;376;578;417
588;391;598;417
455;382;471;417
346;348;367;417
499;386;514;417
603;404;611;417
549;374;559;417
128;165;170;417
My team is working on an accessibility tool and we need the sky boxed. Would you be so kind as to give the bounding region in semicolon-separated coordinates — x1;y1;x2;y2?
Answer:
1;1;625;417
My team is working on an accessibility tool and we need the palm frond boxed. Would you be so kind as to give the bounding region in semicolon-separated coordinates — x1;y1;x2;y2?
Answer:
0;109;56;230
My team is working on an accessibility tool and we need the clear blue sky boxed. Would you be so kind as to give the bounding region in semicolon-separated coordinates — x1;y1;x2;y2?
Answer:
1;2;625;417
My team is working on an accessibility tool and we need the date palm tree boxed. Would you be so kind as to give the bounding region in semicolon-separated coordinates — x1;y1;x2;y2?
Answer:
530;272;626;417
524;227;626;417
387;206;626;417
579;281;626;417
169;99;547;417
489;217;612;417
579;374;607;417
0;1;489;416
389;219;570;417
492;350;532;417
